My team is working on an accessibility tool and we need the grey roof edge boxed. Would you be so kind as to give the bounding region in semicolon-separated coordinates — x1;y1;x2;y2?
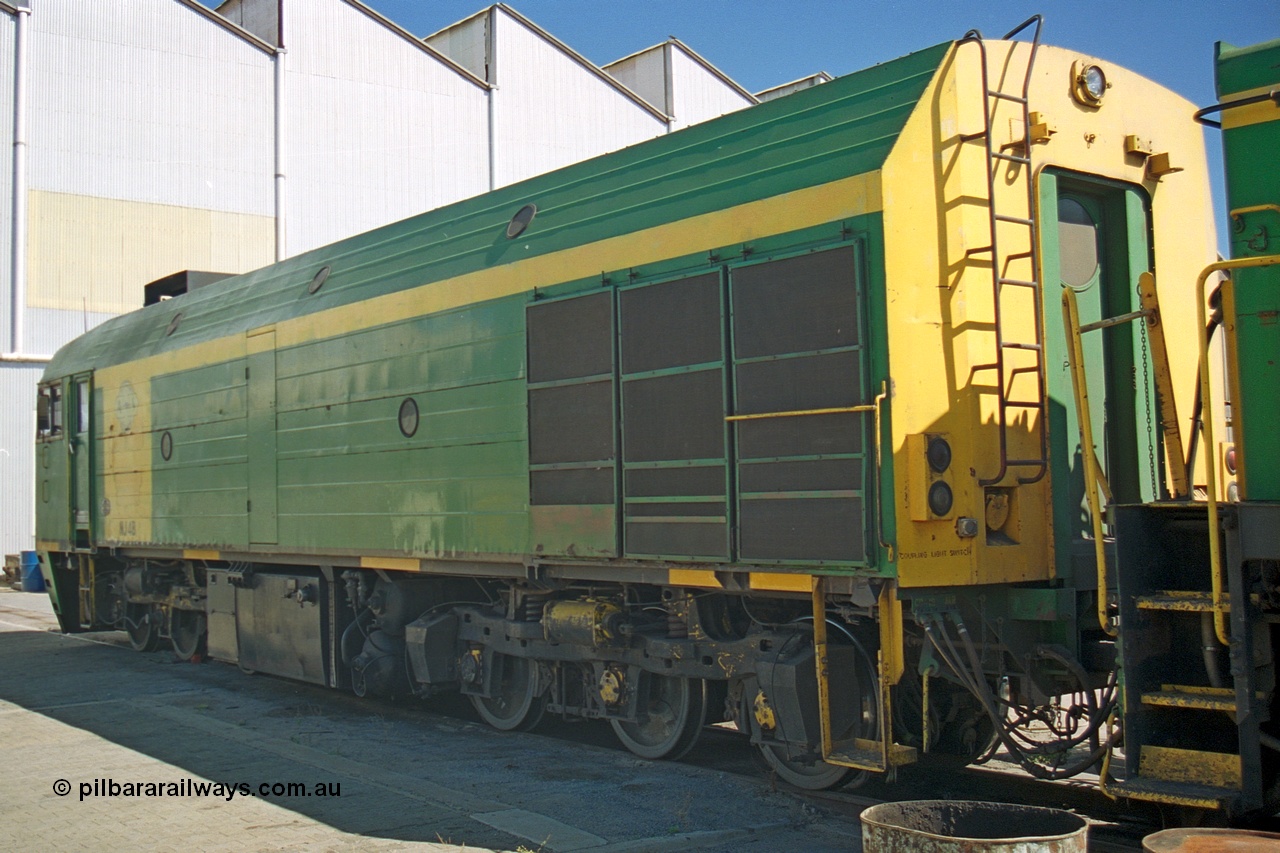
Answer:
182;0;277;54
755;71;834;99
341;0;489;90
494;4;670;124
0;3;16;17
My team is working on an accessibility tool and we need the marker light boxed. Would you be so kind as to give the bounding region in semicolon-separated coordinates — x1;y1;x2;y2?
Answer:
928;481;954;517
926;436;952;473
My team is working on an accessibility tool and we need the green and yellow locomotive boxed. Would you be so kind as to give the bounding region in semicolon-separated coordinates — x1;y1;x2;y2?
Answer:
33;18;1280;816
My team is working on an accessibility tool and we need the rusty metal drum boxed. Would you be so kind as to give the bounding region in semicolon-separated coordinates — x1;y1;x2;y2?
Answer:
1142;827;1280;852
859;800;1088;853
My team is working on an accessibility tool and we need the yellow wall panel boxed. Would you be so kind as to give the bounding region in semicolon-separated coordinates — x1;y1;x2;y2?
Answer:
27;191;275;315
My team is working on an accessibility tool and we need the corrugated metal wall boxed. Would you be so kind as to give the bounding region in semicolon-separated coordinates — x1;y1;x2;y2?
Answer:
284;0;489;254
27;0;276;316
490;7;667;188
667;45;753;131
0;364;41;557
0;0;765;556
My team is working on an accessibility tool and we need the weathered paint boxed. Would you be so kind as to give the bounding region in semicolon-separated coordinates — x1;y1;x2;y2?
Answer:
1215;38;1280;500
882;40;1217;588
45;42;945;564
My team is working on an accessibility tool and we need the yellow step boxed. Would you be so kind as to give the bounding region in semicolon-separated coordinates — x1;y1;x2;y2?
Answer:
1141;684;1237;713
1136;591;1226;612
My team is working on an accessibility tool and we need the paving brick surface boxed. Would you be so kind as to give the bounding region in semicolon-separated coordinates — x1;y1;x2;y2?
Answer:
0;588;863;852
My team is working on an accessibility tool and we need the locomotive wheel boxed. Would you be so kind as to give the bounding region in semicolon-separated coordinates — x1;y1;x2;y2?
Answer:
611;674;706;760
470;653;546;732
125;604;161;653
757;744;864;790
170;611;207;662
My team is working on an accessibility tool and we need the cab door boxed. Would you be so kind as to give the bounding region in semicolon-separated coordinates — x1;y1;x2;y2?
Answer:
1041;172;1158;578
68;372;94;549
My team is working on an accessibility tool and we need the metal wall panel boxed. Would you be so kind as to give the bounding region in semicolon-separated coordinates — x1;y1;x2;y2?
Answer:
284;0;489;254
0;10;13;354
422;11;488;82
668;46;754;131
0;364;43;556
27;0;275;215
216;0;279;45
491;8;667;189
604;46;668;115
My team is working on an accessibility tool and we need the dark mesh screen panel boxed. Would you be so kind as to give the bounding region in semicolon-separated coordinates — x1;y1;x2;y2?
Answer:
735;351;862;414
531;468;614;506
625;502;725;517
625;521;728;559
620;273;728;559
739;498;864;562
737;413;862;459
528;292;613;383
529;381;614;465
739;459;863;494
620;274;722;374
729;246;868;564
733;247;860;359
527;292;617;512
626;466;725;498
622;370;724;463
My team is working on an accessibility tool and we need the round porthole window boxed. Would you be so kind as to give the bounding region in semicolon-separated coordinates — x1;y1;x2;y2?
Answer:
308;265;331;294
506;203;537;239
161;431;173;461
399;398;419;438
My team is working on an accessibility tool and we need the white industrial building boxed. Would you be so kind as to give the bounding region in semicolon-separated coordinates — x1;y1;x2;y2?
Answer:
0;0;820;556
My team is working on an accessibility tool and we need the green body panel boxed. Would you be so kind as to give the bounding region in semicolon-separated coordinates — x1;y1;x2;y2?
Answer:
248;333;278;544
1216;39;1280;500
150;360;250;547
39;43;949;567
35;434;69;544
1040;172;1158;583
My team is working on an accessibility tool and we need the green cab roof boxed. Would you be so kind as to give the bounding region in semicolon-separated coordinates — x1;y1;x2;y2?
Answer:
46;40;951;379
1215;38;1280;97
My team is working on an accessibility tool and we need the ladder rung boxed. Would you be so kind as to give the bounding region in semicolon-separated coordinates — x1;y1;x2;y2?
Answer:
1001;342;1043;352
995;214;1034;226
993;151;1031;165
997;277;1039;288
987;90;1028;104
1005;400;1043;408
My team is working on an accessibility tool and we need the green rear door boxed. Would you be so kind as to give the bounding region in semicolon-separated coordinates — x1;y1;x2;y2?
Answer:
1041;172;1160;580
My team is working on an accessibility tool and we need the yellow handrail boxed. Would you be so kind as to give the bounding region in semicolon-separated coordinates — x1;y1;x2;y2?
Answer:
1195;255;1280;646
1062;287;1117;636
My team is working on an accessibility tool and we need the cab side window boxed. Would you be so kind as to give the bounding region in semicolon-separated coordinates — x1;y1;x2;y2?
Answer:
37;384;62;440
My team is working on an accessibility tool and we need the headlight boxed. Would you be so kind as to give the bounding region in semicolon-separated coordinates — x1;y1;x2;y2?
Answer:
1082;66;1106;100
1072;61;1108;106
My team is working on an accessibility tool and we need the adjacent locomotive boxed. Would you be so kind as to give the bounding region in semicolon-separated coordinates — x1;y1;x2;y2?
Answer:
32;17;1280;817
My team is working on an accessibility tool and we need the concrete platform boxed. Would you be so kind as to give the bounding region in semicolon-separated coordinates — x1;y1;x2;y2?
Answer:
0;587;862;852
